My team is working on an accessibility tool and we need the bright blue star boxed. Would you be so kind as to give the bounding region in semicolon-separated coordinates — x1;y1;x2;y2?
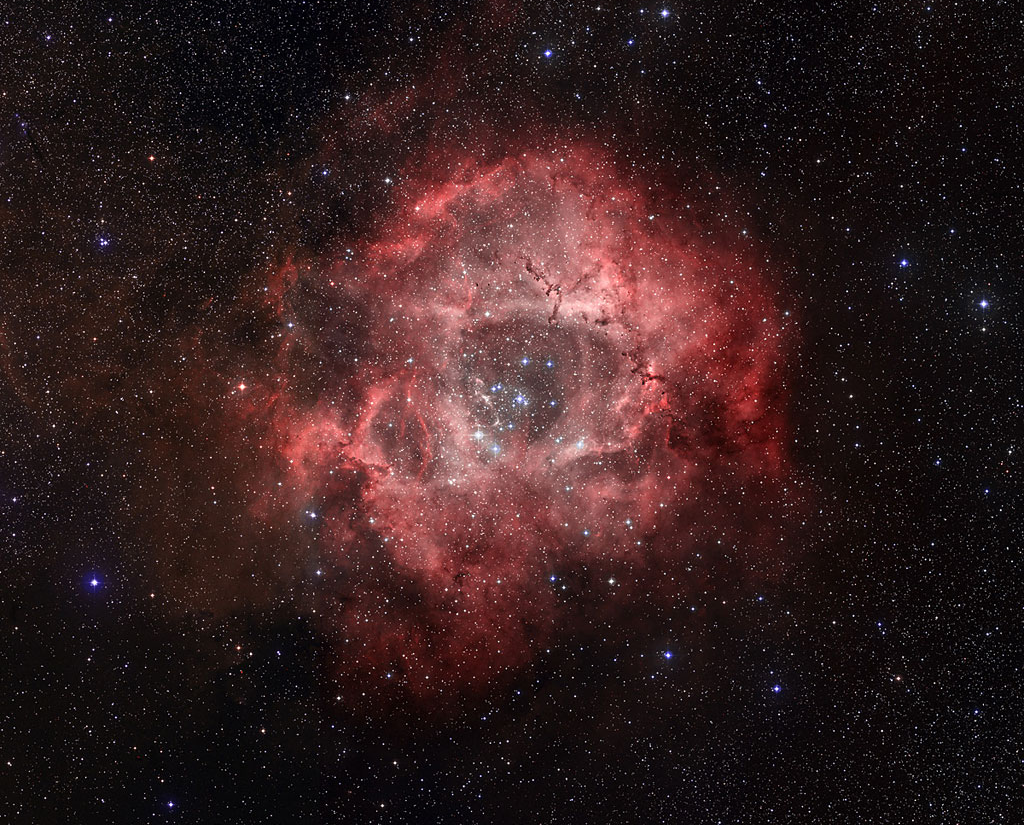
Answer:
663;650;672;659
543;49;553;58
979;299;989;308
772;684;782;693
899;258;909;268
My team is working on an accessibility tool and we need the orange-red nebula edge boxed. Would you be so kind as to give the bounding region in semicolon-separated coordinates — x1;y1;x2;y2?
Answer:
241;145;792;706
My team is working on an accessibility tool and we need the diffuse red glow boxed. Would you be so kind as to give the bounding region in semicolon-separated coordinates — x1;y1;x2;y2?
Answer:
263;145;791;706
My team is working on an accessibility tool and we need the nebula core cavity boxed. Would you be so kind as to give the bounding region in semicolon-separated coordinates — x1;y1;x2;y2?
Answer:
272;147;789;704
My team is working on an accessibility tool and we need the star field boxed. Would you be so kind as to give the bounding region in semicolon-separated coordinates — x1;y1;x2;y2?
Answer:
1;2;1022;823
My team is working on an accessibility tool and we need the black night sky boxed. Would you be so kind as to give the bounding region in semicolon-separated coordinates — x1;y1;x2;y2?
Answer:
2;2;1021;823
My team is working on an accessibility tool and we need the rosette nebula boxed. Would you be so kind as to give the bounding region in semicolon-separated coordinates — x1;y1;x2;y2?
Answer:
269;146;790;705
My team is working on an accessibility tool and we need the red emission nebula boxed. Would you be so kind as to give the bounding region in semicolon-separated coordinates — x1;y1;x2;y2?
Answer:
254;145;792;705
